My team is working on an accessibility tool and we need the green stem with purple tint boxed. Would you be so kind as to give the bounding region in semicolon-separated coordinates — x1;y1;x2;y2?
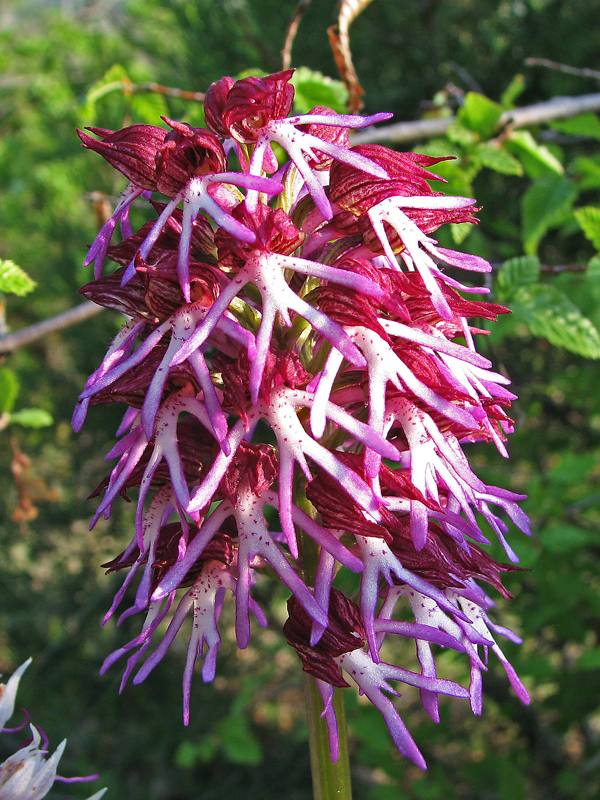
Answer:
304;676;353;800
298;488;353;800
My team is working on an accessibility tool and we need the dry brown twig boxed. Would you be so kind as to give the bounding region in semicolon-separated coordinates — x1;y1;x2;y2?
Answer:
130;81;205;102
328;0;375;113
282;0;312;71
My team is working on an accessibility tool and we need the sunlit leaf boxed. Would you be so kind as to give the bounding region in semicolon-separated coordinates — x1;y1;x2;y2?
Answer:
500;73;526;108
450;222;472;244
550;113;600;141
445;120;477;147
130;91;169;125
574;206;600;250
457;92;503;139
0;259;37;296
0;367;20;414
506;130;564;177
9;408;54;428
290;67;349;114
78;64;130;125
472;143;523;175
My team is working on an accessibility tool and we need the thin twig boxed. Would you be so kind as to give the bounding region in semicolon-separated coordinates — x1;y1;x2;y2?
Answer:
130;82;206;103
525;58;600;82
328;0;376;113
282;0;312;71
351;91;600;144
0;301;103;355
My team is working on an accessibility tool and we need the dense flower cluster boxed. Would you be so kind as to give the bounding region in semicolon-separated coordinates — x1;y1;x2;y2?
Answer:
76;69;530;767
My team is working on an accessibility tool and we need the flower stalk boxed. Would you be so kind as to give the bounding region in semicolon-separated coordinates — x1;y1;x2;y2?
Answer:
304;677;353;800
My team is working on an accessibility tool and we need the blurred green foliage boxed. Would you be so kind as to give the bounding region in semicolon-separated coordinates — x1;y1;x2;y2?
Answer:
1;1;600;799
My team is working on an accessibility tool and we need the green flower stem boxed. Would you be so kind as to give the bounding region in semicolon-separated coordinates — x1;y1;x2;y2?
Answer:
304;675;353;800
297;486;353;800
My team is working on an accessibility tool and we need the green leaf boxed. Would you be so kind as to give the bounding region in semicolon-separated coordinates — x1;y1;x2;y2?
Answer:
494;255;540;300
587;253;600;277
510;283;600;358
9;408;54;428
450;222;472;244
457;92;503;139
416;144;475;196
79;64;129;125
573;155;600;190
130;91;168;125
506;130;564;178
500;73;526;108
216;715;262;765
550;113;600;141
546;451;597;485
471;143;523;175
445;120;477;147
86;64;129;104
0;367;20;413
574;206;600;250
290;67;349;114
0;260;37;296
541;522;590;553
235;68;267;80
577;647;600;671
521;174;576;254
174;740;200;769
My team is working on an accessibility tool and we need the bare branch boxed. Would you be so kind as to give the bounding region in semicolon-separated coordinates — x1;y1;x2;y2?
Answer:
0;301;103;356
525;58;600;82
351;91;600;145
282;0;312;71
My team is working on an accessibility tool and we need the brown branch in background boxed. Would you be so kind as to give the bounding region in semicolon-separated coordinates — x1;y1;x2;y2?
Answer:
282;0;312;71
0;301;103;356
351;91;600;145
525;58;600;82
328;0;376;113
133;82;206;102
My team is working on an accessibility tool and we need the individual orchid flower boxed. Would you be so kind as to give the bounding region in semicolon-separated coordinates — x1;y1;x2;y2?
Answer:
204;70;392;217
284;591;470;768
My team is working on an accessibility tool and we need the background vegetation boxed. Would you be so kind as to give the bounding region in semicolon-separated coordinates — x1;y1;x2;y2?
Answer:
1;1;600;798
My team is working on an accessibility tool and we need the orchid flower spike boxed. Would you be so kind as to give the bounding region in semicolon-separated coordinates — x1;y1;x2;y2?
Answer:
76;68;529;768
